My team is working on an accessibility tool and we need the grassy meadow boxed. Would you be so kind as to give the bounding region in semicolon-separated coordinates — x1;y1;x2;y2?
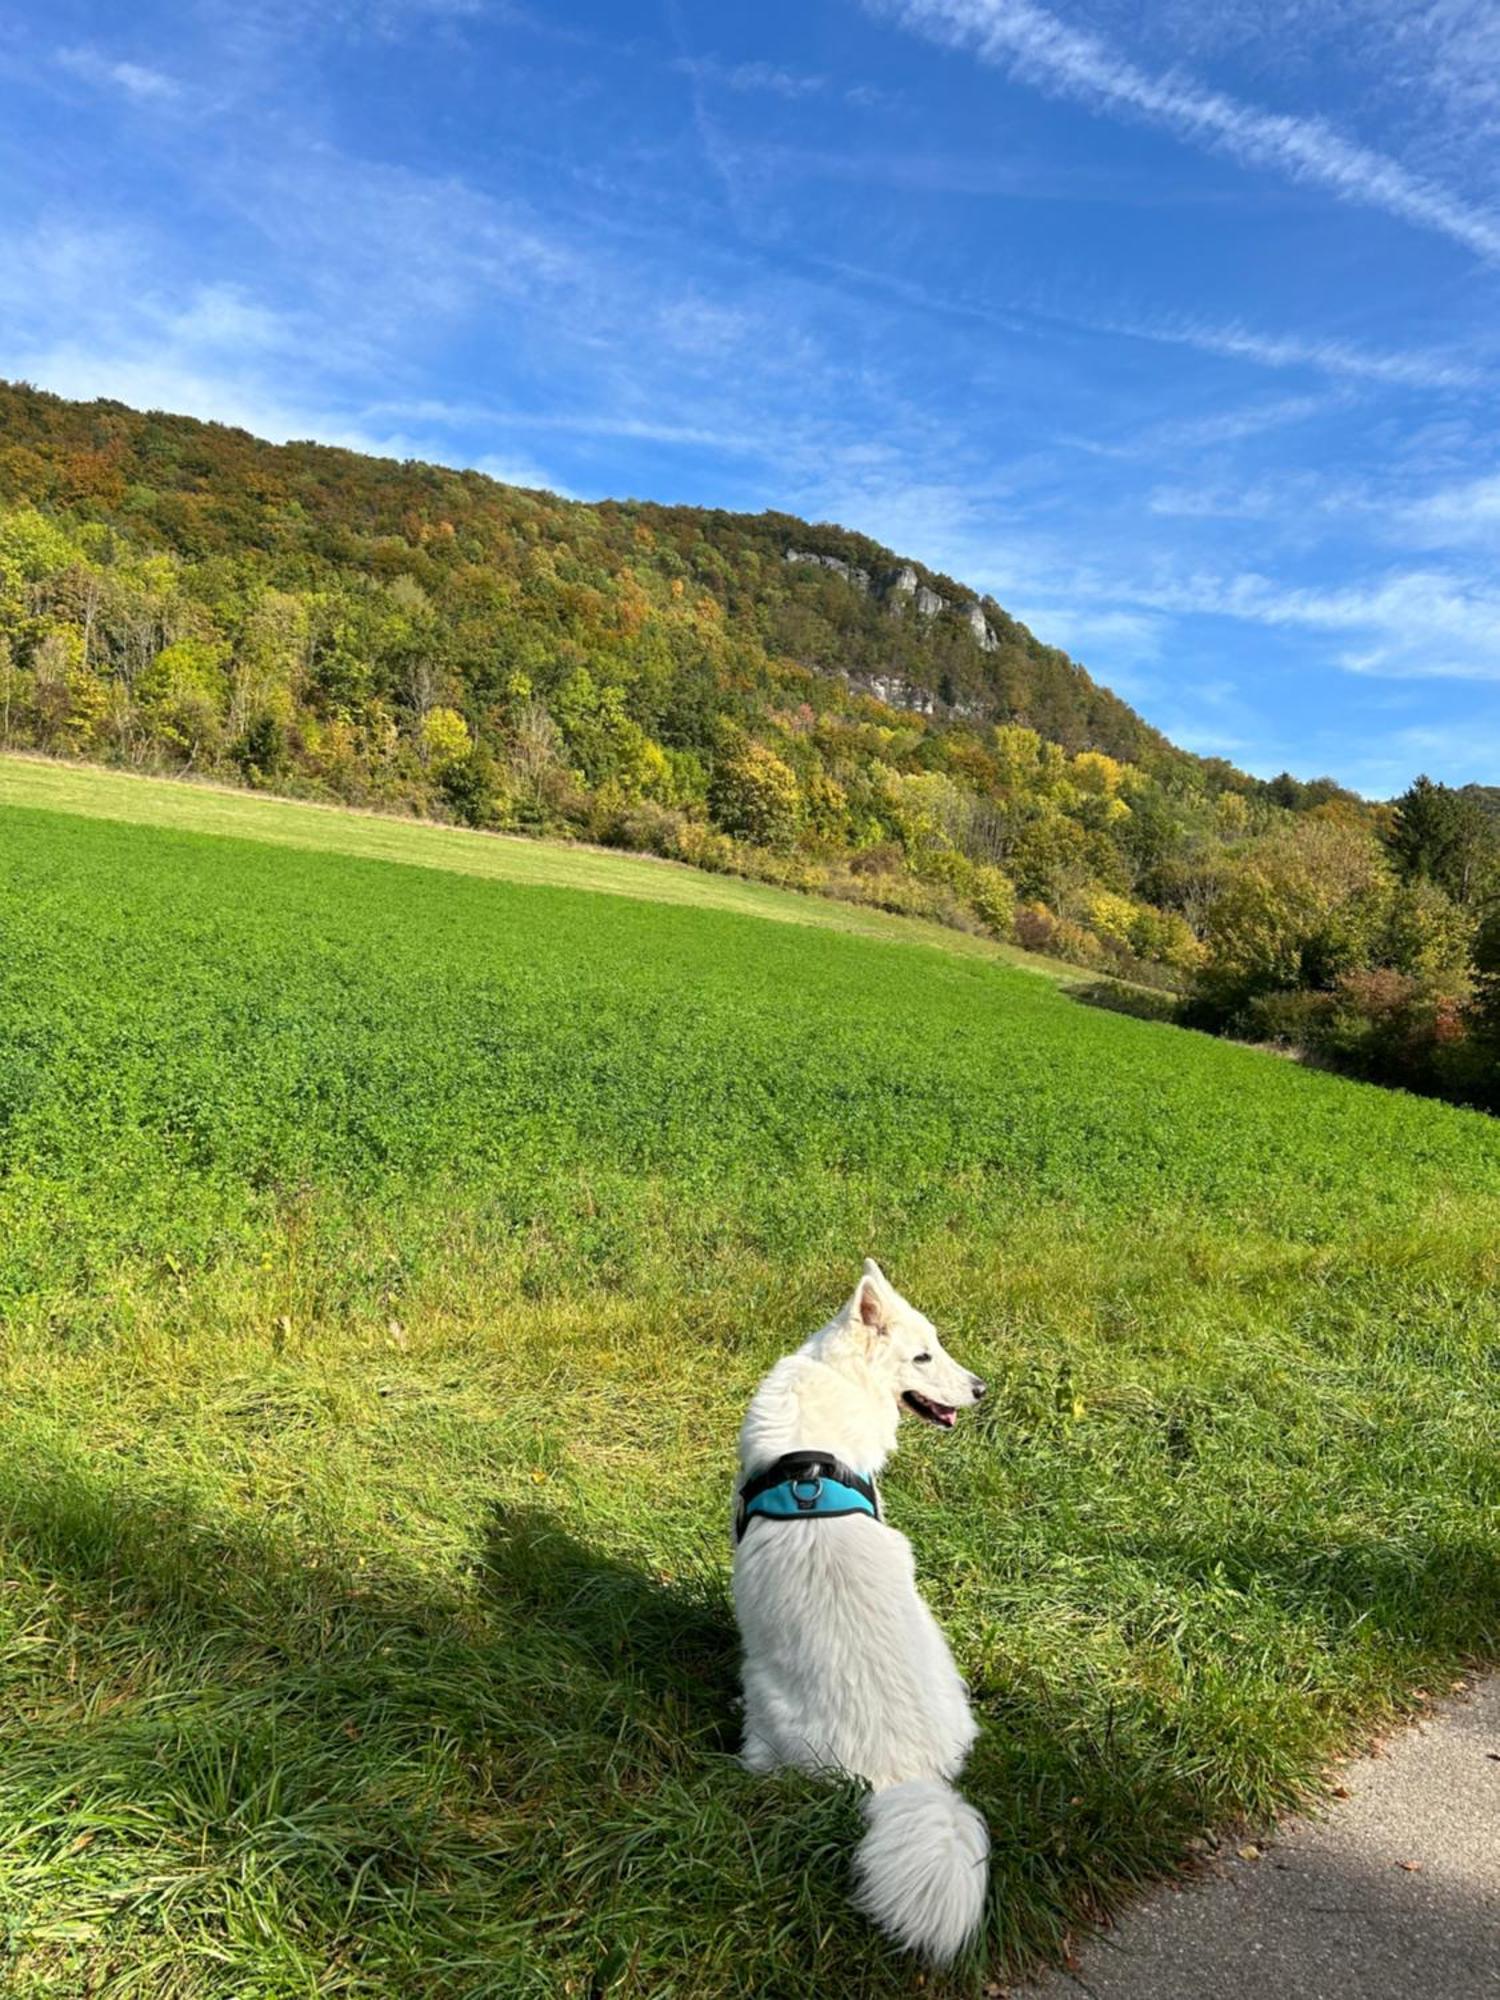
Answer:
0;755;1074;973
1;759;1498;1999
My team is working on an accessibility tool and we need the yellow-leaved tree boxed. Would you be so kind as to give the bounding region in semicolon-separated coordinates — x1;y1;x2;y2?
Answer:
419;705;473;769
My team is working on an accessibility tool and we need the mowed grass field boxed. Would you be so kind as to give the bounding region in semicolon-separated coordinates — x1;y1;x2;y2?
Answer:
0;755;1074;972
1;762;1498;2000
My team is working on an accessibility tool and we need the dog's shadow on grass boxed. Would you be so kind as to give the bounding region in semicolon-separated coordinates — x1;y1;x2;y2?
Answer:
472;1499;740;1727
0;1464;759;1997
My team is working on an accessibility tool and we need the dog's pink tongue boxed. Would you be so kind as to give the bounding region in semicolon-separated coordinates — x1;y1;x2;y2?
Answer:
939;1408;956;1427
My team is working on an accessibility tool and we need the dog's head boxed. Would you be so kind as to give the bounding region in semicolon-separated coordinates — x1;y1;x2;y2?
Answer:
842;1258;987;1430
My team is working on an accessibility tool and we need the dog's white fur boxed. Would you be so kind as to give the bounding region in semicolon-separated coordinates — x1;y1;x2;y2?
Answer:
732;1259;990;1964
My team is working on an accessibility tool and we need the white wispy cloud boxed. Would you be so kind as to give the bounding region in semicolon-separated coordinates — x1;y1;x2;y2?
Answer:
1154;1;1500;144
1060;392;1340;463
1132;565;1500;680
216;152;583;339
1399;470;1500;543
1324;707;1500;797
675;56;827;100
1097;314;1484;390
1145;470;1380;522
362;399;776;456
954;520;1500;687
1143;395;1339;450
3;342;423;461
871;0;1500;261
673;53;889;107
1146;480;1287;521
412;405;772;455
470;451;572;495
165;283;302;355
801;256;1480;396
1000;602;1168;677
57;44;180;101
1147;451;1500;549
1387;0;1500;132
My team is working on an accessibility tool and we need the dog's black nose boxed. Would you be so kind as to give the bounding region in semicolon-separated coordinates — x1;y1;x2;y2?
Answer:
970;1376;988;1400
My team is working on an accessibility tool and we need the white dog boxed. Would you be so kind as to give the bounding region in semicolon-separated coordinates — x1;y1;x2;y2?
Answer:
732;1258;990;1963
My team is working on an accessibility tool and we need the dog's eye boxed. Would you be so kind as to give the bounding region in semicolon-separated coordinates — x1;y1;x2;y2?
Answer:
913;1352;932;1365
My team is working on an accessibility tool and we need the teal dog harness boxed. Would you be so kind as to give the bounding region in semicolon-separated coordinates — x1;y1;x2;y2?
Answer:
735;1450;881;1542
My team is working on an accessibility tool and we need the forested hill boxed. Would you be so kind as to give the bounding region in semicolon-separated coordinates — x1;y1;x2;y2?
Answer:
0;378;1199;779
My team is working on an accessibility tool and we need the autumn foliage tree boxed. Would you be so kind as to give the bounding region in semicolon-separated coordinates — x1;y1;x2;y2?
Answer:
707;742;802;850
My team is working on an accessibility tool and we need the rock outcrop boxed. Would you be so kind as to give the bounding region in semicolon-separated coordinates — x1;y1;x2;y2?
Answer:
784;549;872;594
787;548;996;648
855;673;937;715
885;563;945;617
965;602;998;652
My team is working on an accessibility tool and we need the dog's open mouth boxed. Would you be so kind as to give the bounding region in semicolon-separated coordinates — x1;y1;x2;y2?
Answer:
902;1389;959;1429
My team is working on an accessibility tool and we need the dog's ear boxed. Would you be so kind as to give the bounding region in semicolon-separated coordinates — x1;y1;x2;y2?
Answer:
855;1260;889;1334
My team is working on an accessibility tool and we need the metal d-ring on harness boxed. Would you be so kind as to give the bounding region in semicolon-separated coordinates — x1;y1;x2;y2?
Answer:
734;1449;882;1543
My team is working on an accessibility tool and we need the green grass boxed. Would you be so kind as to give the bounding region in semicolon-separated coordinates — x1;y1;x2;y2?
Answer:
0;753;1076;976
1;764;1497;1999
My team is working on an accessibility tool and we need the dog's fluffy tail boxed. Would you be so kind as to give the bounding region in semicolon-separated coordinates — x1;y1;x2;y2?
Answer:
852;1778;989;1964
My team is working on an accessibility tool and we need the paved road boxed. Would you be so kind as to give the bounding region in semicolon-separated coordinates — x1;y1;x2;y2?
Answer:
1024;1676;1500;2000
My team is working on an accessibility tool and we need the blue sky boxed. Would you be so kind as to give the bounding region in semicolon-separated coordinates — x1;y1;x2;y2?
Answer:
4;0;1500;794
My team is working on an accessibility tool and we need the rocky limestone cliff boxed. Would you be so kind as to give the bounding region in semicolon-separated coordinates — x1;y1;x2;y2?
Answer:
787;547;998;651
965;601;998;653
784;548;872;594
